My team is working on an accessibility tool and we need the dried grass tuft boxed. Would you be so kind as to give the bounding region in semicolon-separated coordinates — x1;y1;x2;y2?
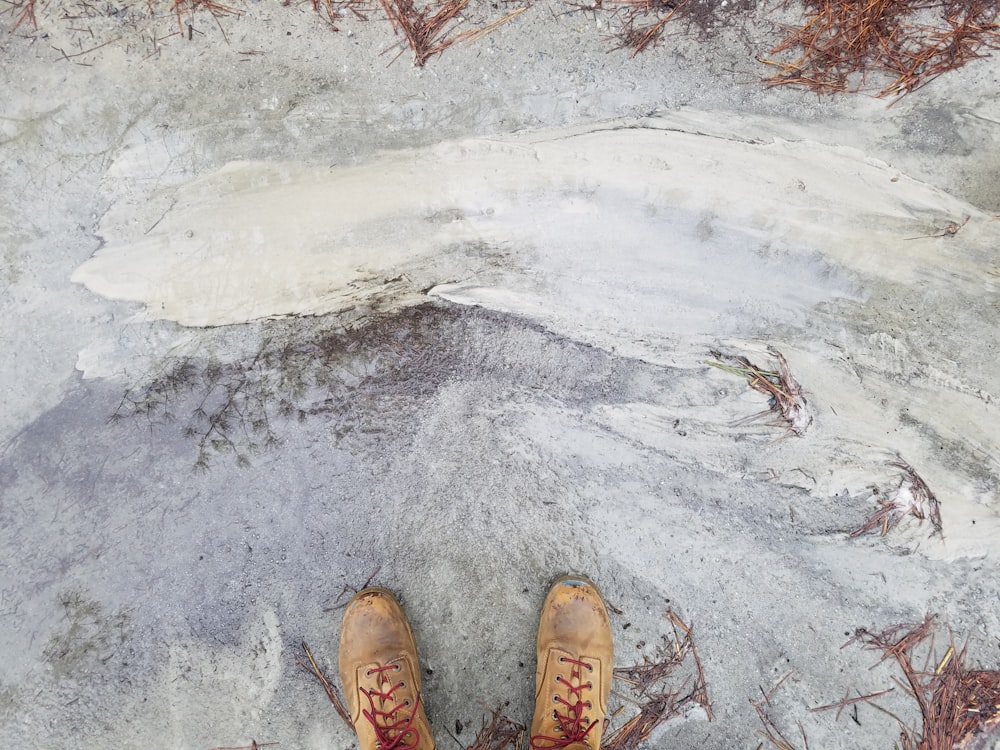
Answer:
849;457;942;539
707;347;811;437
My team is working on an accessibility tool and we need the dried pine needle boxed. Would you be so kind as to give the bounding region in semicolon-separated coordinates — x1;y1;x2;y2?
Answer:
296;641;354;729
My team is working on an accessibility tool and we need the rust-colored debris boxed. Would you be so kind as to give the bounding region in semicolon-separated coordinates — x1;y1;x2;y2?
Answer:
707;347;811;437
609;0;689;55
8;0;37;31
379;0;524;65
455;6;527;45
762;0;1000;100
605;608;712;750
846;616;1000;750
305;0;370;30
569;0;745;55
465;704;525;750
849;457;942;539
380;0;470;65
757;618;1000;749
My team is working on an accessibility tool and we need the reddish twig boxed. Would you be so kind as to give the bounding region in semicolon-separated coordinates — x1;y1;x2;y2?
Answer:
9;0;38;31
296;641;354;729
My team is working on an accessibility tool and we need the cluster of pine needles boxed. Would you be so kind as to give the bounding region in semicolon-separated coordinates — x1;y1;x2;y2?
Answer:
569;0;1000;98
755;615;1000;750
761;0;1000;99
6;0;999;92
570;0;753;55
605;608;713;750
305;0;527;65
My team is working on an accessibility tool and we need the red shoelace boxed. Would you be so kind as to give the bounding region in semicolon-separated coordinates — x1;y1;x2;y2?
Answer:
530;656;597;749
360;664;422;750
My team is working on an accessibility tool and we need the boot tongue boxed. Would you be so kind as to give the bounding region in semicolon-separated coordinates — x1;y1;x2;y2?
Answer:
561;744;593;750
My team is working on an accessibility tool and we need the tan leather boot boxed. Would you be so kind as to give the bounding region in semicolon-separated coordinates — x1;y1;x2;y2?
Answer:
338;588;436;750
529;575;614;750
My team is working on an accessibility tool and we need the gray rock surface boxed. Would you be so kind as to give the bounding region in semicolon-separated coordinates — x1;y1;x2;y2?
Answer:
2;3;999;749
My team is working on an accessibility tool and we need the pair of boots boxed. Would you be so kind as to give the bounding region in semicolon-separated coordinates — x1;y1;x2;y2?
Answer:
338;575;614;750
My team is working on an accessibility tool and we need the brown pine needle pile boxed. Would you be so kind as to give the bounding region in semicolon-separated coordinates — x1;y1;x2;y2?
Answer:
568;0;744;55
465;705;526;750
762;0;1000;99
609;0;691;55
381;0;470;65
755;618;1000;750
605;608;712;750
847;616;1000;750
8;0;37;31
305;0;372;31
171;0;243;32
